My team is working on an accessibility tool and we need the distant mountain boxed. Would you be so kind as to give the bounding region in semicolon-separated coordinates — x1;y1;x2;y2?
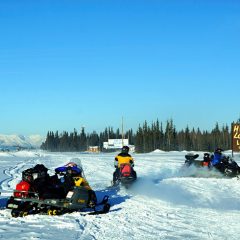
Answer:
0;134;45;149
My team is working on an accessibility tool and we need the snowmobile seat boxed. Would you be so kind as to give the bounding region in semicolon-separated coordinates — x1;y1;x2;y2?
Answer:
185;153;199;161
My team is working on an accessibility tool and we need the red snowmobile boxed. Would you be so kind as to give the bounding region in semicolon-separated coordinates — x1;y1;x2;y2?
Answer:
113;163;137;187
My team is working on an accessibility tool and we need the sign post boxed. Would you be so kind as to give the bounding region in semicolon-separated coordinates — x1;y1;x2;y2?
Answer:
232;123;240;157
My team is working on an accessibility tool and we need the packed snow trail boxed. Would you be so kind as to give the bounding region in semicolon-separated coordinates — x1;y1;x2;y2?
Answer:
1;150;240;239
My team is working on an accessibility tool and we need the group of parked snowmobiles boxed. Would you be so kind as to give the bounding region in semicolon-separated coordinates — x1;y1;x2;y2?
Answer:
5;146;137;218
183;148;240;178
6;160;110;217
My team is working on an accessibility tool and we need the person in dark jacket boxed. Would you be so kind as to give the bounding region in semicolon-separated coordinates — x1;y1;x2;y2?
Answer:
202;153;211;167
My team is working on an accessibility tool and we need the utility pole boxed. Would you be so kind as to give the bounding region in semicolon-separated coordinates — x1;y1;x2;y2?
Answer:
122;117;124;147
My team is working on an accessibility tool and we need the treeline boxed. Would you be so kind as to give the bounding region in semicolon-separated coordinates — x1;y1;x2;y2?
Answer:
135;119;231;153
41;119;233;153
40;127;134;152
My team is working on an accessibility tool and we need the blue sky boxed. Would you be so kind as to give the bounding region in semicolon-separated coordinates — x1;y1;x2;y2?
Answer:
0;0;240;136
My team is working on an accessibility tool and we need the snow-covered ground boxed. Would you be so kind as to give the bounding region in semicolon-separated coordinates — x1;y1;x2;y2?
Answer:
1;150;240;240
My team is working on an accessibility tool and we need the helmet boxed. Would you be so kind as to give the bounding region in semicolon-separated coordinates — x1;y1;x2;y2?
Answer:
215;148;223;154
65;162;77;167
33;164;48;172
203;153;210;162
66;166;82;176
22;168;34;183
121;146;129;154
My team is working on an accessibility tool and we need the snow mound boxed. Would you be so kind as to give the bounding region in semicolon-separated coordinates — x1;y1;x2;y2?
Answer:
150;149;165;153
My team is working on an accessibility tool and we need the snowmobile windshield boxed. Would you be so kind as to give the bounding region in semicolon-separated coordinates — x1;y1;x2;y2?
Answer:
68;158;83;169
68;158;85;178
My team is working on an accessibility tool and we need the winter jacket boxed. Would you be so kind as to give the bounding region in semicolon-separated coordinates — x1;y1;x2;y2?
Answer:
115;152;134;168
55;165;92;191
211;153;223;166
73;176;92;190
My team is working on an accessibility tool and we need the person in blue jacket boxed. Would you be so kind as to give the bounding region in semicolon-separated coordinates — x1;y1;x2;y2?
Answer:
210;148;227;172
211;148;224;164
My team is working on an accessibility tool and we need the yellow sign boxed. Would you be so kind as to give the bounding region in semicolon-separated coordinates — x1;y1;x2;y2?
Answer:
232;123;240;152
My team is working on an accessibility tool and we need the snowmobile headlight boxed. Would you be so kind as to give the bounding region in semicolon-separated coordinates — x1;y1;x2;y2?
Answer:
66;191;74;199
8;203;18;209
32;173;38;180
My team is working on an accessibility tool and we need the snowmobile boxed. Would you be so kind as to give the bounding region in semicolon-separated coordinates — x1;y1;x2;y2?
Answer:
6;163;110;217
113;163;137;188
184;154;201;167
213;157;240;178
183;153;240;178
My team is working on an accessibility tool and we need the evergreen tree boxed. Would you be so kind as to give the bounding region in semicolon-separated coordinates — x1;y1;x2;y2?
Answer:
79;127;87;151
40;120;232;153
135;125;144;153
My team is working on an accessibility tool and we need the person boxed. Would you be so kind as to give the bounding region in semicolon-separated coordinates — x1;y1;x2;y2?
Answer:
31;164;52;197
32;162;90;199
14;164;57;199
55;161;96;206
113;146;136;184
202;153;211;167
54;161;93;195
210;148;227;172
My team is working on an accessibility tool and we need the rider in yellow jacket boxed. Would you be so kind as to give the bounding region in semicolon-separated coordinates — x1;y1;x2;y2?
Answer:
113;146;136;184
114;146;134;167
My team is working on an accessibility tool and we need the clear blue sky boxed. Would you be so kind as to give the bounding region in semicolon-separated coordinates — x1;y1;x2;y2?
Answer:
0;0;240;136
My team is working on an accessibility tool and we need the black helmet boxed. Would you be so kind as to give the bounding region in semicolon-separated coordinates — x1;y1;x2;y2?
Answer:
33;164;48;172
22;168;34;183
121;146;129;154
215;148;223;154
203;153;210;162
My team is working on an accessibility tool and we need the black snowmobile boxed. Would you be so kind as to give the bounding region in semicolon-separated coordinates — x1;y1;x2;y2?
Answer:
6;164;110;217
113;163;137;188
184;153;202;167
183;153;240;178
213;156;240;177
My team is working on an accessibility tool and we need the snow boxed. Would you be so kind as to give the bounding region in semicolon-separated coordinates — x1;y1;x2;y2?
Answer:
151;149;165;153
1;150;240;239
